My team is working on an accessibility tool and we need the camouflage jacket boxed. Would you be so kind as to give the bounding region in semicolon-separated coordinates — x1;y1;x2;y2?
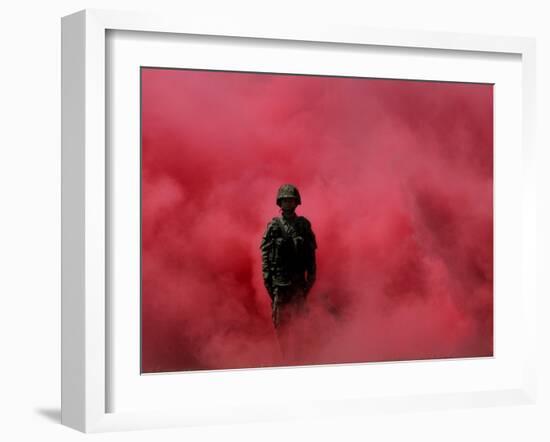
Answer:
260;215;317;295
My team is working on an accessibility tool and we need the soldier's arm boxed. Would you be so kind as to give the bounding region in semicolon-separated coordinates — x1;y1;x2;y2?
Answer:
304;220;317;293
260;222;275;296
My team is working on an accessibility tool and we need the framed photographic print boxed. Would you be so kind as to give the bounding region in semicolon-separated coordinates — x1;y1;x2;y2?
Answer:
139;67;497;374
61;9;537;433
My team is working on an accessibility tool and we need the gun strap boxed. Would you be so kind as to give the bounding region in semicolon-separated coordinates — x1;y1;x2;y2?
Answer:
275;216;298;240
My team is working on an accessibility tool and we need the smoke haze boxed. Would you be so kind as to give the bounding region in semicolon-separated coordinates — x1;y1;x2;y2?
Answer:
141;68;493;372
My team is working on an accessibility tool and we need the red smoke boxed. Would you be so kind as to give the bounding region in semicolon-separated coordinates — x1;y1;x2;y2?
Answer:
141;68;493;372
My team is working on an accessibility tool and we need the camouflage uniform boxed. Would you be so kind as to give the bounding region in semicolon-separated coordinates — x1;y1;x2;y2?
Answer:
260;185;317;330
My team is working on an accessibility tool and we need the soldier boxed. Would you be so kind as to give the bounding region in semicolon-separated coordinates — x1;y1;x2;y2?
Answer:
260;184;317;343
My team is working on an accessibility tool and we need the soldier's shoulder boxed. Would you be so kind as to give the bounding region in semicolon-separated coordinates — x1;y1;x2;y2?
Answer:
260;217;280;247
297;216;315;233
265;217;282;229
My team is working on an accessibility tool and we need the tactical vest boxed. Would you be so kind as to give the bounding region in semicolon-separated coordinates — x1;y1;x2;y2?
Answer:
269;216;313;287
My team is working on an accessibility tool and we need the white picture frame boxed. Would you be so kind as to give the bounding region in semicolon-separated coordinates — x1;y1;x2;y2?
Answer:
61;9;537;433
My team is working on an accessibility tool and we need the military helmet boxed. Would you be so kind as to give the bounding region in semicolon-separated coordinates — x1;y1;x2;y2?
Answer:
276;184;301;206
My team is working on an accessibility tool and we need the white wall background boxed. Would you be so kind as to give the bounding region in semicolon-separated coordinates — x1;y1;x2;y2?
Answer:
0;1;548;441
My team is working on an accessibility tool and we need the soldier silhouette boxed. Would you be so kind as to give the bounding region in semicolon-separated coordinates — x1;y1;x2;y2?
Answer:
260;184;317;360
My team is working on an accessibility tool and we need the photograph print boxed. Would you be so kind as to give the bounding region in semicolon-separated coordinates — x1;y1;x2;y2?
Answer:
140;67;493;373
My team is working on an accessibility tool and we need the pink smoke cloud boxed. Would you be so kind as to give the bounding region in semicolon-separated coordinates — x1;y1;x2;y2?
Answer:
141;68;493;372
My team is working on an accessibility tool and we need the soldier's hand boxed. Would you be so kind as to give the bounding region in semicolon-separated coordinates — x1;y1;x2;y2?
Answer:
304;282;312;295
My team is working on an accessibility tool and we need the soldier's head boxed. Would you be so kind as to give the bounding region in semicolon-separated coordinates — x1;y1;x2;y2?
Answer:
276;184;301;214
